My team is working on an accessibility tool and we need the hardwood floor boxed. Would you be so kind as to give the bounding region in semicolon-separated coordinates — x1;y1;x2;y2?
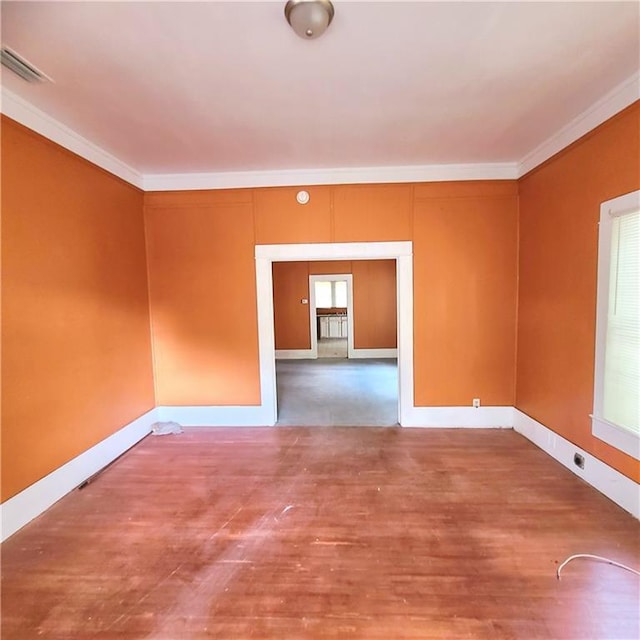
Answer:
2;428;638;639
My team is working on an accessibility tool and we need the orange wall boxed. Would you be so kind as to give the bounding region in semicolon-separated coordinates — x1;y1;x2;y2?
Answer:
333;184;413;242
146;183;518;409
1;117;155;501
309;261;352;275
5;100;637;503
413;182;519;406
272;260;397;350
254;186;332;244
352;260;397;349
516;102;640;482
273;261;311;350
144;190;261;406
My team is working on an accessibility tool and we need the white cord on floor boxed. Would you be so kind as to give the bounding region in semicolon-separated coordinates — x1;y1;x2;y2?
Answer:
556;554;640;580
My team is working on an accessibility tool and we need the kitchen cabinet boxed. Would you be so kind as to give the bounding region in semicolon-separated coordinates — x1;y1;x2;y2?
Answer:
318;314;347;338
328;316;341;337
319;316;329;338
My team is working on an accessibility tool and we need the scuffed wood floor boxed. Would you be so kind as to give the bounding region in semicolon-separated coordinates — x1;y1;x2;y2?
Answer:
2;428;639;639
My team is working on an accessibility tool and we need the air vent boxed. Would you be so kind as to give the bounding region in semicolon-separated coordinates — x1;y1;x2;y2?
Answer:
1;47;50;83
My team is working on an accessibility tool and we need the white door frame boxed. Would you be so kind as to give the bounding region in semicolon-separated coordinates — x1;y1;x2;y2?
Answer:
309;274;354;359
255;241;414;426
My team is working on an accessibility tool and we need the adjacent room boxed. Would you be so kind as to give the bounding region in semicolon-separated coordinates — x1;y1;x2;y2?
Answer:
273;258;399;426
1;2;639;638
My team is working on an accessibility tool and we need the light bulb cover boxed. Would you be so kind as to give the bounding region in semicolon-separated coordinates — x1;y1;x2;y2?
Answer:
285;0;334;40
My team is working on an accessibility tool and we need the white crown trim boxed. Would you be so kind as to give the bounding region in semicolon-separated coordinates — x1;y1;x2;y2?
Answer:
3;71;638;191
142;162;519;191
0;88;144;189
518;71;640;177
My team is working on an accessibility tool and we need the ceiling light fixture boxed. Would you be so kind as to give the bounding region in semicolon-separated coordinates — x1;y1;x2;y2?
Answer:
284;0;335;40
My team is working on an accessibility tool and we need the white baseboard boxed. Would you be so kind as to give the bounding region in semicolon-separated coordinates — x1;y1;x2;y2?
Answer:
275;348;398;360
350;348;398;359
3;404;635;542
513;409;639;519
402;406;514;428
0;408;159;542
156;405;273;426
275;349;315;359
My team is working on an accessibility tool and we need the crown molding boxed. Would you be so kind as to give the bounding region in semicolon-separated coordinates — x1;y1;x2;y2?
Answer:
518;71;640;178
3;70;638;192
142;162;519;192
0;88;144;189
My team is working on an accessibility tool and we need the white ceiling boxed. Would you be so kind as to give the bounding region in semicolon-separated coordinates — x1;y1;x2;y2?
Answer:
1;1;639;181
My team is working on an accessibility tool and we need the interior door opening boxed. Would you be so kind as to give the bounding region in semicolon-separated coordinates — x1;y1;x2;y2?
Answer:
254;241;414;427
310;274;353;359
272;260;398;426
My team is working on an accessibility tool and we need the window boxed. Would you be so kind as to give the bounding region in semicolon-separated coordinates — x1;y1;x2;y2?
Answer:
315;281;333;308
315;280;347;307
334;281;347;307
592;190;639;459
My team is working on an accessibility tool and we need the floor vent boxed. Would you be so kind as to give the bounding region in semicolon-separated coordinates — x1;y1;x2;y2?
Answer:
1;47;50;83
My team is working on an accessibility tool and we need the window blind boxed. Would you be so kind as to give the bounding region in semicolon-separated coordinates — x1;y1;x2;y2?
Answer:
603;210;640;434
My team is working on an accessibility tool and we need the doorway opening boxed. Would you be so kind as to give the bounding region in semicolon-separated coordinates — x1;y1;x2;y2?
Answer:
310;274;353;359
255;241;414;427
275;265;397;425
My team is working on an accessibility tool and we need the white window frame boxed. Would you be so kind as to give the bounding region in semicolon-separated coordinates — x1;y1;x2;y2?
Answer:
592;189;640;460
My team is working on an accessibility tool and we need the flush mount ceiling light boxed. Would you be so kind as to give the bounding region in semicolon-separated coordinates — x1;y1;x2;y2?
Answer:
284;0;335;40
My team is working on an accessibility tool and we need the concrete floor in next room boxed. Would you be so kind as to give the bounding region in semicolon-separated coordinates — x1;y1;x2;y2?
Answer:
276;358;398;426
317;337;348;358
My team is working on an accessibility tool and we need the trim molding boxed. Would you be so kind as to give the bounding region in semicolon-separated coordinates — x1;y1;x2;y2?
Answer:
518;71;640;177
2;405;636;540
3;72;637;190
256;241;412;261
0;408;158;542
142;162;518;192
275;349;314;360
513;409;639;519
256;242;414;428
351;348;398;359
1;88;143;189
403;406;515;428
275;348;397;360
156;405;272;427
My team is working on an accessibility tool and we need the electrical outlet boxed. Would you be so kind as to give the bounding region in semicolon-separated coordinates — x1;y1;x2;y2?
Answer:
573;453;585;469
472;398;480;408
301;298;308;304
